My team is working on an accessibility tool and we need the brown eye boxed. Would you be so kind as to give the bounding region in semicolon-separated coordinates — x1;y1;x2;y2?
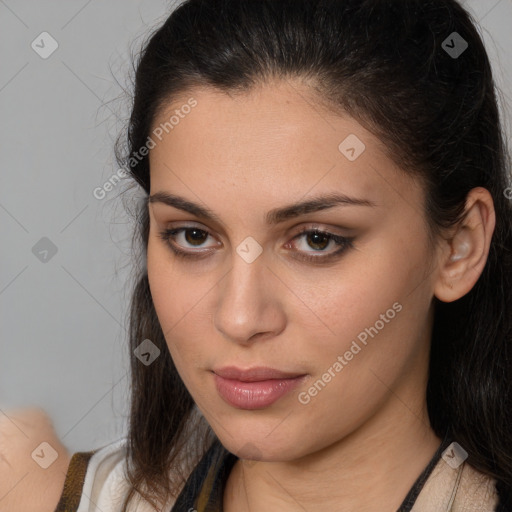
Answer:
183;228;209;246
287;228;355;264
304;231;330;251
157;226;219;259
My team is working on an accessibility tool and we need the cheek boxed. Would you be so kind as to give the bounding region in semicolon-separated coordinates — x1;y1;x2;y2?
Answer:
297;251;410;349
147;241;174;328
291;262;428;444
296;231;431;382
147;234;199;328
147;241;193;359
147;237;220;383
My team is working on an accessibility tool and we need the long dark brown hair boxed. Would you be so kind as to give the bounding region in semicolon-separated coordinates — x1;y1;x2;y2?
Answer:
114;0;512;510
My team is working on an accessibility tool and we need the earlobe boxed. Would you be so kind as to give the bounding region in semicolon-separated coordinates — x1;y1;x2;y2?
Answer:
434;187;496;303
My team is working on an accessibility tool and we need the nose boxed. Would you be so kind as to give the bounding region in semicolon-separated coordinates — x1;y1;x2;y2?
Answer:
213;249;286;346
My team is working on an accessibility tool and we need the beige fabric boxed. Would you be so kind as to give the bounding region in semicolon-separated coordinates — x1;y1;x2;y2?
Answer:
411;457;499;511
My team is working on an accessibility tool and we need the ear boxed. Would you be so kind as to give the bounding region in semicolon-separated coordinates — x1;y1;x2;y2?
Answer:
434;187;496;303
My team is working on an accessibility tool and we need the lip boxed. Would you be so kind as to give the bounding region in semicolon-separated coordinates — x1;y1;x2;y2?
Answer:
213;366;305;382
212;366;307;410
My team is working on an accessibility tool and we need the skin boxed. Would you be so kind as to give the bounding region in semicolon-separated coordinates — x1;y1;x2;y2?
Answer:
0;408;72;512
146;79;495;512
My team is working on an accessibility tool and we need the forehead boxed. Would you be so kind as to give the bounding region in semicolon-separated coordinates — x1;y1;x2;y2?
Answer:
148;80;421;213
150;80;380;161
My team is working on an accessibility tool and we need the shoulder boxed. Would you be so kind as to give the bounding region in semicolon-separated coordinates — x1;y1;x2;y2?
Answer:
0;407;72;512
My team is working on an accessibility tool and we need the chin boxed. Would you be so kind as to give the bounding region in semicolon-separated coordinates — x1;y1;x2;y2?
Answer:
217;432;306;463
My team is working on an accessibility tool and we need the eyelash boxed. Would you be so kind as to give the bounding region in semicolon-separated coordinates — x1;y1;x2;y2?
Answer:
157;225;355;264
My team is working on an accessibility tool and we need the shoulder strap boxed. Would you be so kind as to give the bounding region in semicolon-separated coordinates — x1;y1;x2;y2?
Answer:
398;434;453;511
54;451;97;512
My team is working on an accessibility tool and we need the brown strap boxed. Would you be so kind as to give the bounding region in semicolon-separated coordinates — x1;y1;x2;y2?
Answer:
54;451;97;512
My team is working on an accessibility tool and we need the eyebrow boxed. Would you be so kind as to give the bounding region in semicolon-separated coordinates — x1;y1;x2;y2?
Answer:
148;191;377;225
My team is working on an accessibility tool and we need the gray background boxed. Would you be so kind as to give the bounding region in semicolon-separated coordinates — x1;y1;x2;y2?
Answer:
1;0;511;453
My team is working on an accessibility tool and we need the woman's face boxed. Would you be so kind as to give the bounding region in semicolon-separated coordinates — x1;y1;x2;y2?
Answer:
147;80;440;461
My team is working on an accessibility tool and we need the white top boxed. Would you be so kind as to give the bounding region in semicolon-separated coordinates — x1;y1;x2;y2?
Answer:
71;438;177;512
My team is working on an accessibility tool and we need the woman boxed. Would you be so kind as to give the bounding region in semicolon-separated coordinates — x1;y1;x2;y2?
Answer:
3;0;511;510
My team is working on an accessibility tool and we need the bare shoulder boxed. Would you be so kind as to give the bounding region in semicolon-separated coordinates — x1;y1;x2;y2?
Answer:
0;407;72;512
